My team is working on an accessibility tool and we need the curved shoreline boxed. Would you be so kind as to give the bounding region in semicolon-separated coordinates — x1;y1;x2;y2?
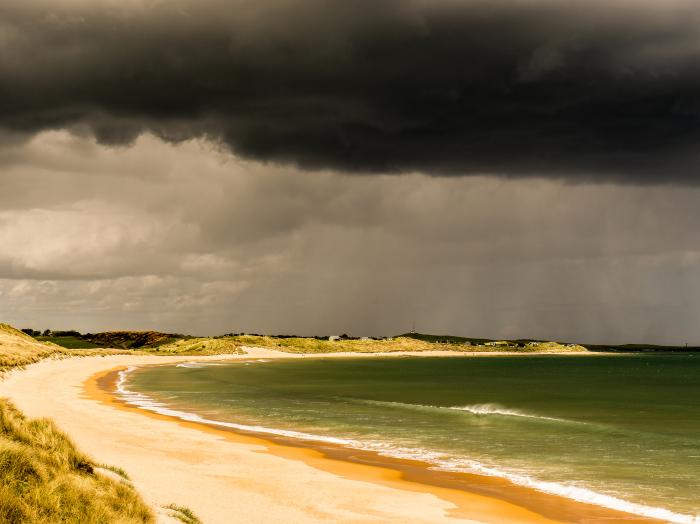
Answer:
0;349;666;523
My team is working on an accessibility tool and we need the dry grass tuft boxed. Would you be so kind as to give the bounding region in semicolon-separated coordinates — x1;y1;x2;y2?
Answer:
164;504;202;524
0;399;153;523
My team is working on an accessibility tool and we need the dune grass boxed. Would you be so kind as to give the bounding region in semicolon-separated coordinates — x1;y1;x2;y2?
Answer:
226;334;447;353
0;324;124;373
98;463;131;481
149;337;244;355
0;399;153;524
223;334;586;353
164;504;202;524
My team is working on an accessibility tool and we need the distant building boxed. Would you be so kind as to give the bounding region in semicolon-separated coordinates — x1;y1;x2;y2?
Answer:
360;337;371;341
329;335;340;341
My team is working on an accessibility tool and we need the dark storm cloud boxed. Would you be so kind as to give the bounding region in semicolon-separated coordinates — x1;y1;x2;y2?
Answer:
2;0;700;181
3;131;700;343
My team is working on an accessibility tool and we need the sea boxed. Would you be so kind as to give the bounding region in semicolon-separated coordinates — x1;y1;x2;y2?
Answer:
117;354;700;523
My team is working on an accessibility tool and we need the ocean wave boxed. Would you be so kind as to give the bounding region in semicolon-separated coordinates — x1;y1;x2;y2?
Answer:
115;368;700;524
175;362;224;368
116;368;359;447
432;457;700;523
448;403;565;421
354;443;700;523
348;398;569;423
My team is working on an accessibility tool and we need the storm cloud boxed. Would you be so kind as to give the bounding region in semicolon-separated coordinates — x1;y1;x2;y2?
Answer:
2;131;700;344
2;0;700;181
2;1;700;345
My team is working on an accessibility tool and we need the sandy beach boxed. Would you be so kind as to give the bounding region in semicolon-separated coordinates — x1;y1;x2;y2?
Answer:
0;348;658;524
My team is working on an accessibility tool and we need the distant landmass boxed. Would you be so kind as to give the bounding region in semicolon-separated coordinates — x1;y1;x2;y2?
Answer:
18;327;700;353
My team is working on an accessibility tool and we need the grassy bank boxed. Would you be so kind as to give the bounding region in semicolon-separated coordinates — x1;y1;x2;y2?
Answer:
0;323;157;523
18;324;699;357
1;325;244;373
145;337;244;355
0;324;123;373
0;399;152;523
35;336;103;349
222;334;587;353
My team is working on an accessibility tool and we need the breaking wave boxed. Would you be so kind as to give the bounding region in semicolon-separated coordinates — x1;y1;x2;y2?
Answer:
448;403;565;421
350;398;568;423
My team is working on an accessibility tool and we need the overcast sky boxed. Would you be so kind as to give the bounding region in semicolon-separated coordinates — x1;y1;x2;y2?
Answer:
2;0;700;344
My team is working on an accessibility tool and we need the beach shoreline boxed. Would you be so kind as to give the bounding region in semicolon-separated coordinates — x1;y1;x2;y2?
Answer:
0;348;662;523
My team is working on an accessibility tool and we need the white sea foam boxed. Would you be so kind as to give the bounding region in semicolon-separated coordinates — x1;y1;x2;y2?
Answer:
116;367;700;524
433;458;700;524
116;368;358;447
354;398;568;423
448;403;565;422
175;362;224;368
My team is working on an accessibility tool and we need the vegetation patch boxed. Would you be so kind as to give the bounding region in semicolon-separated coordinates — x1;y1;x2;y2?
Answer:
36;336;103;350
98;463;131;481
163;504;202;524
21;328;186;350
0;399;153;524
153;337;244;355
223;333;588;354
82;331;183;350
0;324;125;373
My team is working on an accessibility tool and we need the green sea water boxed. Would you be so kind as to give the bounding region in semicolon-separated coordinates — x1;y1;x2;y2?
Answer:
120;354;700;522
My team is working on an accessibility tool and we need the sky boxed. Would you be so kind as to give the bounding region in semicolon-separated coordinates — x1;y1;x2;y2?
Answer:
1;0;700;344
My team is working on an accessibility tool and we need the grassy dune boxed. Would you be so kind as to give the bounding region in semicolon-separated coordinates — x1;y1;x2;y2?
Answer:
149;337;244;355
224;334;587;353
0;399;152;523
0;324;70;372
0;325;244;373
16;325;590;357
0;324;153;523
228;334;447;353
0;324;106;373
0;324;130;373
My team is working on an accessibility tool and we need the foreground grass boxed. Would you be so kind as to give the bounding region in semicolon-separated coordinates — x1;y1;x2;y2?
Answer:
0;399;153;524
